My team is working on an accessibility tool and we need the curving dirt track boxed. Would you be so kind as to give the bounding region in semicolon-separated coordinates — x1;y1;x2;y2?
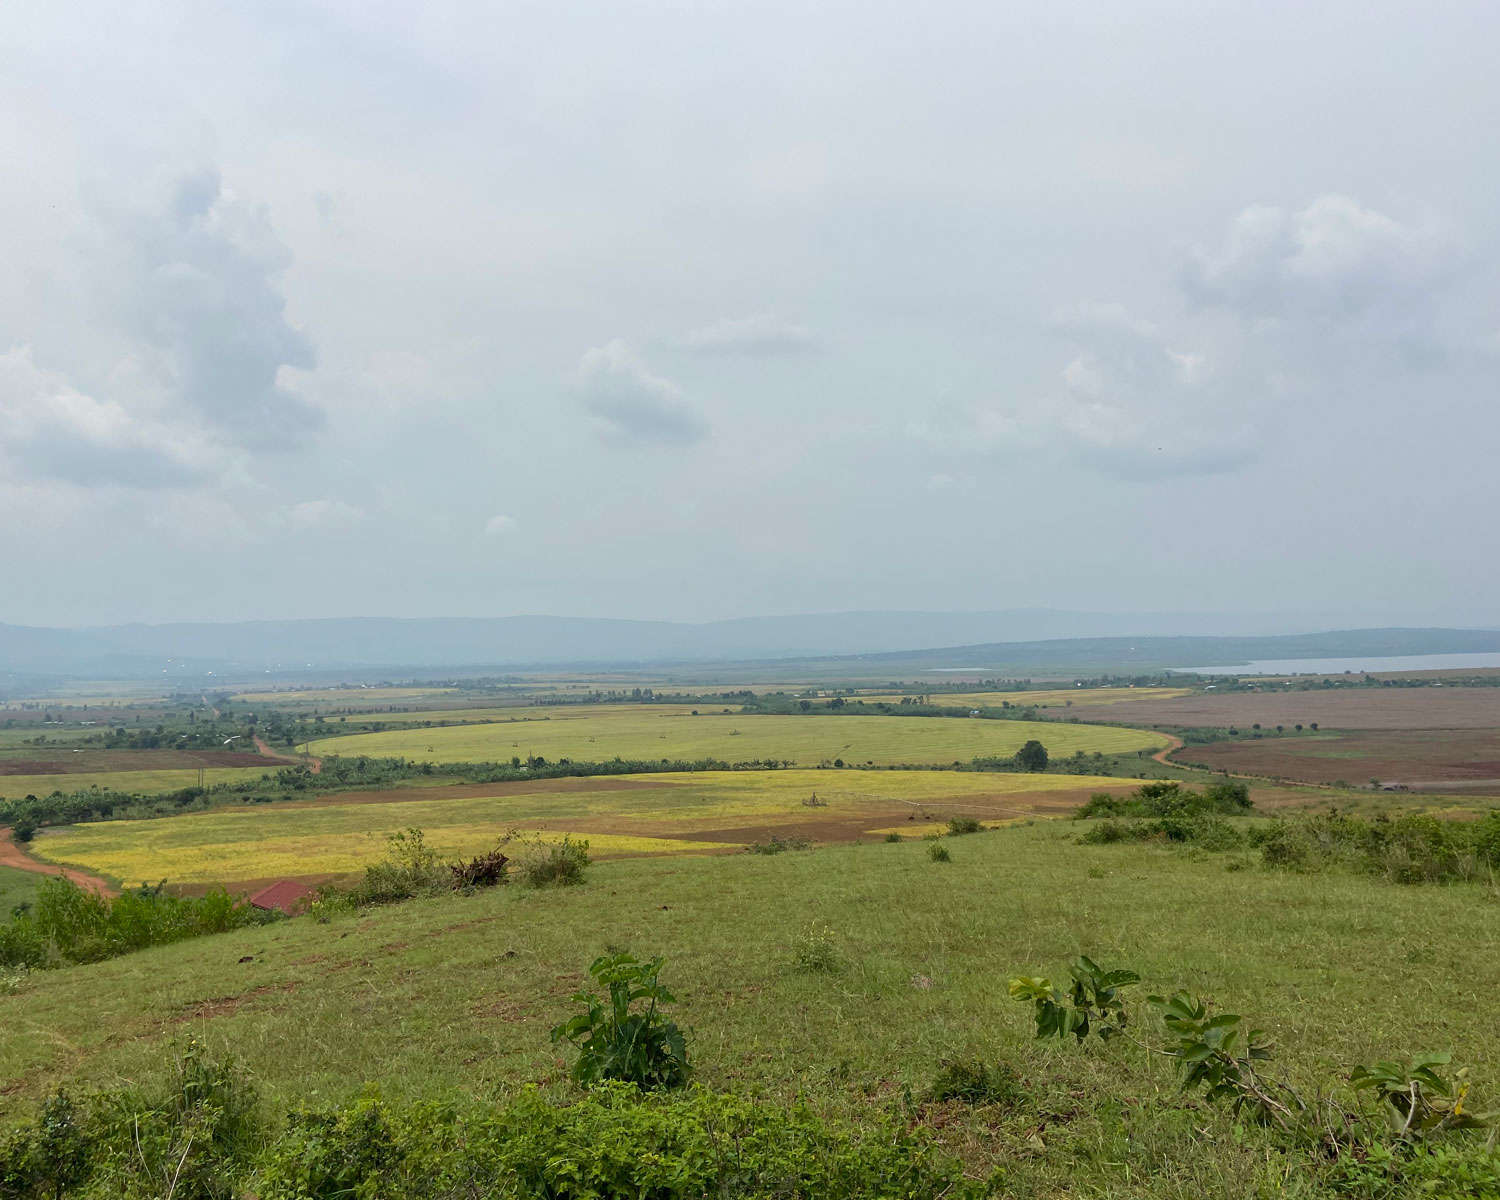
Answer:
0;828;116;896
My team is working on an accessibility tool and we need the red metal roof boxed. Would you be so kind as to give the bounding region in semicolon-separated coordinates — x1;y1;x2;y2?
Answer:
247;879;316;914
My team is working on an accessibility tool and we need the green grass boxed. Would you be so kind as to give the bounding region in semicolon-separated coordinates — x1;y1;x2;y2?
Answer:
0;865;41;915
2;822;1496;1197
0;766;275;799
305;705;1168;765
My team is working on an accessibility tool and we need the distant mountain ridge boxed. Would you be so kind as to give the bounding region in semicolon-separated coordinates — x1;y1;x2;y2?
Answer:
2;611;1499;679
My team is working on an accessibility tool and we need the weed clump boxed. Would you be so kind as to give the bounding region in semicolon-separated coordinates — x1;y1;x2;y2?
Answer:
747;834;811;855
947;816;983;836
928;1058;1025;1108
928;843;952;863
790;923;843;973
515;835;591;888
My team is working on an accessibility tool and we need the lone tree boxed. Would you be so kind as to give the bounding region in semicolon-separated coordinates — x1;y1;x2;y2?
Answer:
1015;739;1049;772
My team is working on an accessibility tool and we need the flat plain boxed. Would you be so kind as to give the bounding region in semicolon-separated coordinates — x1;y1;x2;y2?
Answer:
1076;686;1500;730
305;705;1169;764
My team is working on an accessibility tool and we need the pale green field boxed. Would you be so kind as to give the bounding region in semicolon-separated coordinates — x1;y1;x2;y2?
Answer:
231;686;461;704
305;705;1168;765
304;703;713;728
0;766;276;799
31;768;1141;886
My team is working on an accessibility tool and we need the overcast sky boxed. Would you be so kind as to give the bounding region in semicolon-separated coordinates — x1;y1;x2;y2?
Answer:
2;1;1497;628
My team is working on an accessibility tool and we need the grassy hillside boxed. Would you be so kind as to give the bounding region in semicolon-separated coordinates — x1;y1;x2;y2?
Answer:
305;706;1168;764
3;823;1496;1195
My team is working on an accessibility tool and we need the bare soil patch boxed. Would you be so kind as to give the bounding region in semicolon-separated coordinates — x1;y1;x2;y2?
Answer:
1089;688;1500;731
1171;729;1500;792
172;982;299;1024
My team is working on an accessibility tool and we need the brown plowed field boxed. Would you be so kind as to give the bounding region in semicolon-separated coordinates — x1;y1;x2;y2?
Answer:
1088;688;1500;731
0;749;282;775
1171;729;1500;792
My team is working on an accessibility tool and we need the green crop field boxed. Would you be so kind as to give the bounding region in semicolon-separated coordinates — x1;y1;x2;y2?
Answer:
29;768;1141;887
0;766;276;800
305;705;1168;765
2;823;1497;1197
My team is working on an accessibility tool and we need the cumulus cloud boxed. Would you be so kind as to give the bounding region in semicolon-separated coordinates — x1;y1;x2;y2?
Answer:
0;346;208;488
913;304;1260;480
680;313;818;356
484;513;516;536
573;339;709;444
94;168;322;447
1182;195;1454;343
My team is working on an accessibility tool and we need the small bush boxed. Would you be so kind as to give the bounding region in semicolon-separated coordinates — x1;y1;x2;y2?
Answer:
515;835;591;888
947;816;982;836
551;952;690;1090
883;832;902;843
791;924;842;973
352;828;451;906
928;843;952;863
928;1058;1024;1108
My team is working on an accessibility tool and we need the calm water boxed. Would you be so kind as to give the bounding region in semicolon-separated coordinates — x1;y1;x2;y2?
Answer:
1169;652;1500;676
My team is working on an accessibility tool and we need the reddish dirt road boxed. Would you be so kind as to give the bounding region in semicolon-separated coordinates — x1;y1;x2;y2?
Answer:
255;736;321;773
0;828;116;896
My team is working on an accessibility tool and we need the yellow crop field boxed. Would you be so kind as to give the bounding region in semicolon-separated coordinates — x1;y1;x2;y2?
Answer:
32;768;1141;886
304;705;1167;765
856;687;1193;708
0;767;275;800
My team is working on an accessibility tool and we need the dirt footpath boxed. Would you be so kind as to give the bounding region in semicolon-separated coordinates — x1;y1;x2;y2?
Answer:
0;828;116;896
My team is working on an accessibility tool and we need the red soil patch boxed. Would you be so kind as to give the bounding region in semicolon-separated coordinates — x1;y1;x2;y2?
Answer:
172;982;298;1024
0;749;280;776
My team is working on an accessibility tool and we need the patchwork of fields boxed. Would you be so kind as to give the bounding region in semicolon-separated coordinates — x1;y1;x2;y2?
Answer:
29;769;1144;888
304;705;1169;765
0;766;278;799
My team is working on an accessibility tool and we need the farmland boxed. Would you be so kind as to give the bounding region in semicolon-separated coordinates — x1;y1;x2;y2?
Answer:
1079;685;1500;730
305;704;1169;765
28;769;1144;888
1174;728;1500;791
857;686;1193;708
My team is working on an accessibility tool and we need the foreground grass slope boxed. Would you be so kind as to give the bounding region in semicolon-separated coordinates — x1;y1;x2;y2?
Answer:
305;706;1168;765
3;826;1495;1146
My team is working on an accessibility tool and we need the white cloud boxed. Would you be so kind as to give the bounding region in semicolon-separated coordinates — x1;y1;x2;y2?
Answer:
484;513;516;536
573;339;709;444
1183;195;1454;339
0;346;208;488
92;168;322;447
681;313;818;356
913;304;1260;480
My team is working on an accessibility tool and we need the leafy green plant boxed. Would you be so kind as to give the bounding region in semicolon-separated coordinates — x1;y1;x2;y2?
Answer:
1149;991;1299;1128
947;816;982;835
927;842;951;863
1008;956;1139;1042
883;831;902;843
748;834;811;855
551;953;690;1090
1351;1052;1494;1139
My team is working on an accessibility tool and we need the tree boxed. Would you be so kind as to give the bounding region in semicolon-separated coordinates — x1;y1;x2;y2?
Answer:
1015;740;1049;772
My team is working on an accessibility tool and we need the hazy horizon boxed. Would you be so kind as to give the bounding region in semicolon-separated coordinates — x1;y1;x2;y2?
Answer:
4;3;1498;627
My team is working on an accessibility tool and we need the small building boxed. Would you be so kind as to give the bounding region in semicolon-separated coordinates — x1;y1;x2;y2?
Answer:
247;879;317;915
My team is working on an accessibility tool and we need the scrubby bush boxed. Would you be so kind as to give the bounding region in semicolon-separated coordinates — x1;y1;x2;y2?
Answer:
947;816;982;836
1078;814;1243;850
515;835;590;887
747;834;811;855
1076;780;1252;821
883;831;902;843
928;843;952;863
350;828;450;906
259;1085;978;1200
0;878;272;971
1251;810;1500;883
